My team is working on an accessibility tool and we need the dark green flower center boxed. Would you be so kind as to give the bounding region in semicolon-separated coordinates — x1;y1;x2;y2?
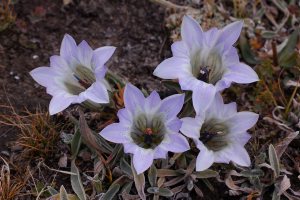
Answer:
199;119;229;151
131;113;166;149
191;50;226;85
64;65;96;95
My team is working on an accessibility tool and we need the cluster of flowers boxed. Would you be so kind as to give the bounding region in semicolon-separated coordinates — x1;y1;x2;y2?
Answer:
30;16;259;174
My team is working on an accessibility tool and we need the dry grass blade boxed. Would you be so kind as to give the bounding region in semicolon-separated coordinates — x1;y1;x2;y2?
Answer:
0;106;61;158
0;157;25;200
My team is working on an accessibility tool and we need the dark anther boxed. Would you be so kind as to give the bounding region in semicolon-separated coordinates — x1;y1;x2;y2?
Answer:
199;131;216;144
144;134;153;146
73;74;91;89
197;67;210;83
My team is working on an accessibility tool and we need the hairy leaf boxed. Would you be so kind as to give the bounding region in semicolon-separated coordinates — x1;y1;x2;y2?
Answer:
71;160;87;200
102;184;120;200
269;144;280;178
131;158;146;200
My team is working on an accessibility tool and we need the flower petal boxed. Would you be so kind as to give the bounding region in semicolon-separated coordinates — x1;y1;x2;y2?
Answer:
117;108;133;126
166;118;182;132
160;94;185;120
226;112;259;133
124;83;145;114
154;147;168;159
144;91;161;113
133;148;154;174
178;75;199;91
216;21;243;47
195;141;215;171
180;117;203;139
153;57;191;79
171;41;189;58
49;93;75;115
94;65;107;80
181;15;203;51
100;123;130;144
80;81;109;104
77;40;93;67
224;145;251;166
225;63;259;84
91;46;116;69
192;83;216;116
123;142;138;154
60;34;77;59
30;67;56;87
50;55;72;73
161;133;190;153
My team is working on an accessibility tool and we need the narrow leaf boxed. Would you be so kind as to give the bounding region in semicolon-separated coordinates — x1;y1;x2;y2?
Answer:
102;184;120;200
71;160;87;200
59;185;69;200
269;144;280;178
148;164;157;187
239;32;260;65
131;158;146;200
194;169;219;179
71;128;82;158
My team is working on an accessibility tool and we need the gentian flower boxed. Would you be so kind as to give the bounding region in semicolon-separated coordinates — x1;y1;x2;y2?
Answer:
100;83;190;174
30;34;116;115
180;93;258;171
153;15;258;114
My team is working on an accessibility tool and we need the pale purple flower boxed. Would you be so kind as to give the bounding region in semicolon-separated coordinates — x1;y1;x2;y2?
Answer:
30;34;116;115
180;93;258;171
153;15;258;115
100;83;190;174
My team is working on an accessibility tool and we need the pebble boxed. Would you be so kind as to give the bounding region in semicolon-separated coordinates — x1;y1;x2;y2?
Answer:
32;55;39;59
14;75;20;80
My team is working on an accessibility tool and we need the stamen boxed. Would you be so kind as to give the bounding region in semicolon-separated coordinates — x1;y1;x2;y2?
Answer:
197;67;210;83
73;74;91;89
145;128;153;135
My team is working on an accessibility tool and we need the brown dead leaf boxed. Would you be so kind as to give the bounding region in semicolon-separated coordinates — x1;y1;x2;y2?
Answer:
275;131;299;158
277;175;291;196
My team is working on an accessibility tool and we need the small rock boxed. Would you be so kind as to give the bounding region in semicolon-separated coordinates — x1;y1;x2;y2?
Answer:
32;55;39;59
58;153;68;168
14;75;20;80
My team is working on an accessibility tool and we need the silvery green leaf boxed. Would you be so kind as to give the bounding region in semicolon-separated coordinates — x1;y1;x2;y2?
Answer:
239;32;260;65
194;169;219;179
157;188;174;197
240;169;264;177
148;164;157;187
71;160;87;200
162;80;182;93
269;144;280;178
120;158;132;177
61;132;73;144
120;182;133;194
101;184;120;200
131;158;146;200
71;128;82;158
59;185;69;200
47;186;58;196
186;178;194;191
261;31;277;39
147;187;159;194
278;28;299;68
157;169;182;177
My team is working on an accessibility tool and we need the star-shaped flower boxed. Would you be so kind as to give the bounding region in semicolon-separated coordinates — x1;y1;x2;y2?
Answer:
100;84;190;174
30;34;116;115
153;15;258;115
180;93;259;171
